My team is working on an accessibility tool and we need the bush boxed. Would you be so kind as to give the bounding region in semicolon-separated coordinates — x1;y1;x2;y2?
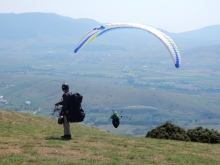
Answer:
187;127;220;143
146;121;190;141
146;122;220;143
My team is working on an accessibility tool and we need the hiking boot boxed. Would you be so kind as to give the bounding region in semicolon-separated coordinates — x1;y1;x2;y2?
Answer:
61;135;72;139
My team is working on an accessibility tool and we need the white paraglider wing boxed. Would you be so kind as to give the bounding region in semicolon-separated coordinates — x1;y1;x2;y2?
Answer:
74;23;181;68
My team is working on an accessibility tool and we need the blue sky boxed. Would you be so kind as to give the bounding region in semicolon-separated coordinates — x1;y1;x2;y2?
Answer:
1;0;220;33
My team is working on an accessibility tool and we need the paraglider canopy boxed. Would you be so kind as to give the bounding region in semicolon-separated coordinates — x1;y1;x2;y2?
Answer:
74;23;181;68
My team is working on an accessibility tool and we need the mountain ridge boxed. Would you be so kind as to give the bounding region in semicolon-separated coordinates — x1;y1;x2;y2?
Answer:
1;12;220;49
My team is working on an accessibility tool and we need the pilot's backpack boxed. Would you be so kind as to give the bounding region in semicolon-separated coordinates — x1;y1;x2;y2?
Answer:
112;115;120;128
68;92;85;122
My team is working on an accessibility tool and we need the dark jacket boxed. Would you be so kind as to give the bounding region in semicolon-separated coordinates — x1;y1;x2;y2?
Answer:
56;92;71;114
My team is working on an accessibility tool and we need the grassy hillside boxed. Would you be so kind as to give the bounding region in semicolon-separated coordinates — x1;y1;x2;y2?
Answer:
0;110;220;165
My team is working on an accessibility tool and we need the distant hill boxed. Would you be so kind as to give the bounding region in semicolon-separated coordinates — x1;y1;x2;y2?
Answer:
1;109;220;164
1;13;220;49
167;25;220;49
0;13;100;41
182;44;220;69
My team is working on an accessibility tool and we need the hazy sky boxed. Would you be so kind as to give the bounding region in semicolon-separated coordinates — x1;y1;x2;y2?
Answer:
1;0;220;33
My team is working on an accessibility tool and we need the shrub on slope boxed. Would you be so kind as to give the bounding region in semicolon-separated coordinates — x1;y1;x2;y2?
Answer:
187;126;220;143
146;121;220;143
146;121;190;141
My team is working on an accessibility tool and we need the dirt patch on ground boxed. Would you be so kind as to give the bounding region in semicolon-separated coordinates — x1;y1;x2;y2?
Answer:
212;147;220;154
81;141;115;148
0;144;22;155
35;146;111;162
179;150;220;161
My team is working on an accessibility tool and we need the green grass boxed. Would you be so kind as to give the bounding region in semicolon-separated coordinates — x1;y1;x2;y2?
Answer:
0;110;220;165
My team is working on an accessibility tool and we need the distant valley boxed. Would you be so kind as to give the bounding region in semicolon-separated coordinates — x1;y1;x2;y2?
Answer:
0;13;220;136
